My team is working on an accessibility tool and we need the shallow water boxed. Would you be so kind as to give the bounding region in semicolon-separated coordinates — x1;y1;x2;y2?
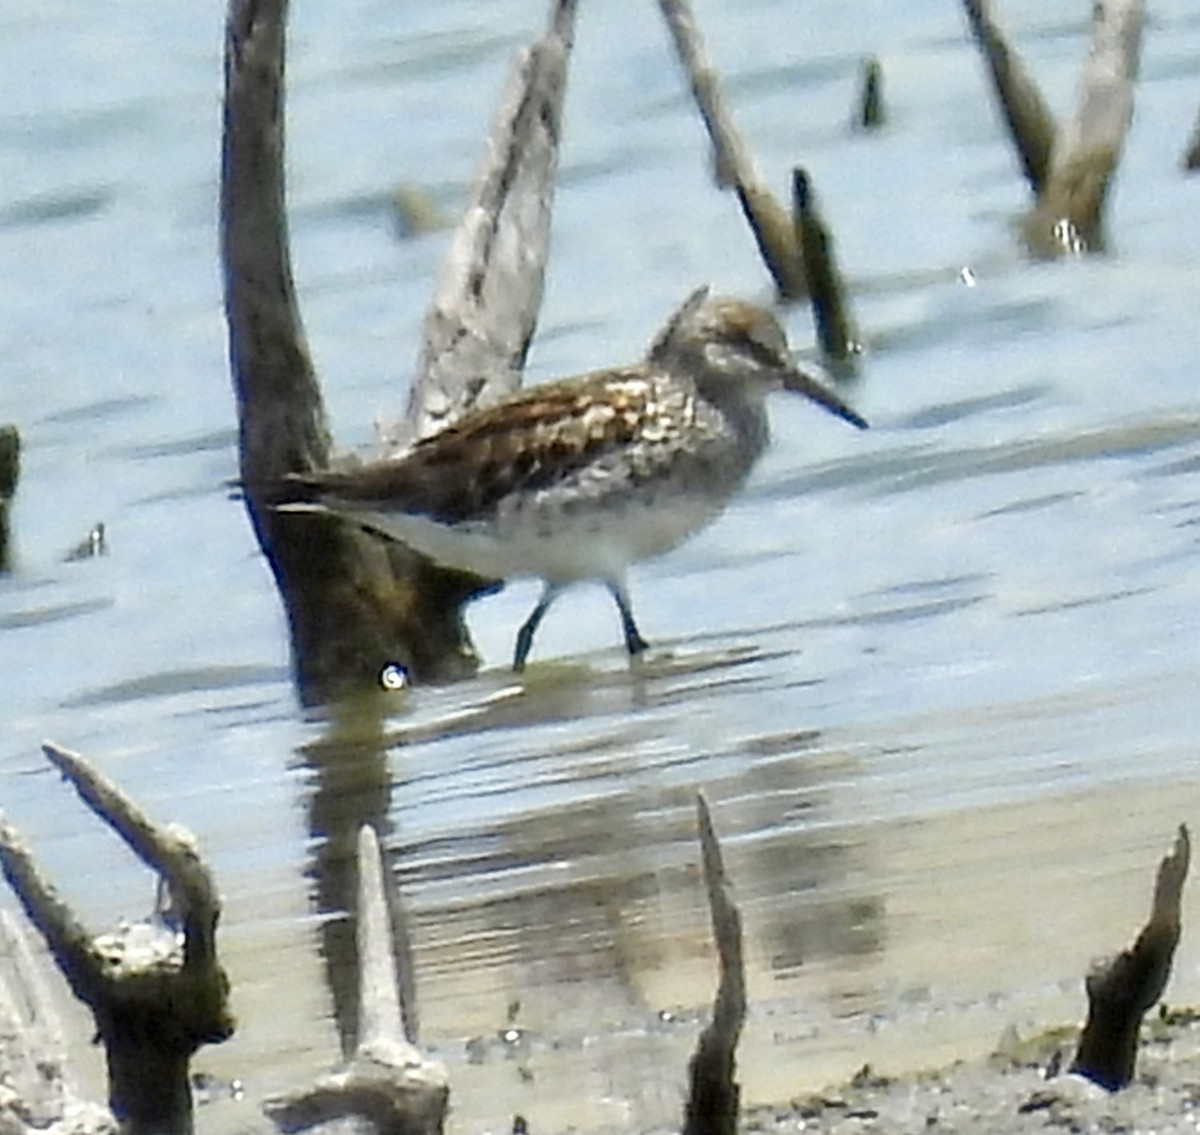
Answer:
3;0;1200;1130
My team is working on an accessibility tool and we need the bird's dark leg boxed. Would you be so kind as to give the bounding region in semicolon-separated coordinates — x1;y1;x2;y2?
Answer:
607;581;649;658
513;584;560;672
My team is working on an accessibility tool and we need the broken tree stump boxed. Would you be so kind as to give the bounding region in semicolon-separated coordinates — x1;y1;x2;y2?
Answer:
222;0;576;699
963;0;1145;256
266;824;448;1135
0;742;233;1135
1071;824;1190;1091
683;793;746;1135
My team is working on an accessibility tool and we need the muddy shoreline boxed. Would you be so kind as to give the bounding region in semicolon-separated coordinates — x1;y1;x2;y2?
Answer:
734;1011;1200;1135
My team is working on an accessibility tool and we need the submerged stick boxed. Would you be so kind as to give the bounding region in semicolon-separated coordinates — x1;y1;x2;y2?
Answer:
1182;106;1200;171
657;0;805;299
0;423;18;572
1072;824;1190;1091
266;824;448;1135
792;169;857;368
683;793;746;1135
0;743;233;1135
854;57;886;131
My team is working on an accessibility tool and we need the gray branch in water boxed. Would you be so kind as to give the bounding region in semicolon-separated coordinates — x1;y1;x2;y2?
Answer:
961;0;1057;195
1031;0;1145;254
684;792;745;1135
404;0;579;444
657;0;805;299
223;0;426;697
266;824;448;1135
0;814;99;1010
1072;824;1190;1091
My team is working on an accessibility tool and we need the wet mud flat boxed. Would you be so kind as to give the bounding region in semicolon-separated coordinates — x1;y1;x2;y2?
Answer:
740;1012;1200;1135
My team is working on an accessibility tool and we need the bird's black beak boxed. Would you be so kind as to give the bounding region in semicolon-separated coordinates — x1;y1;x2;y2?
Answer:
781;363;868;429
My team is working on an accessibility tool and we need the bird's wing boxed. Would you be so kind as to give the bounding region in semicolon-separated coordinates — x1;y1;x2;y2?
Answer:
292;369;687;525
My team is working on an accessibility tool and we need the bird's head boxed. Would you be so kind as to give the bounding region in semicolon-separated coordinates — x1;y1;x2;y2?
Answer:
648;286;867;429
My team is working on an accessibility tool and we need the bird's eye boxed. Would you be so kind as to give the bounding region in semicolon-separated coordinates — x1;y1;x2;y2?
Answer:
735;331;785;370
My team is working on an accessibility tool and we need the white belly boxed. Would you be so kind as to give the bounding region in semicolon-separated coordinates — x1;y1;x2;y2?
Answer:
359;490;724;584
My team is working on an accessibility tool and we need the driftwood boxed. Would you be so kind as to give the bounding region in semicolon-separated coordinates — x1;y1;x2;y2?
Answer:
266;825;448;1135
0;743;233;1135
963;0;1146;255
684;793;746;1135
0;423;17;572
1071;824;1190;1091
222;0;576;700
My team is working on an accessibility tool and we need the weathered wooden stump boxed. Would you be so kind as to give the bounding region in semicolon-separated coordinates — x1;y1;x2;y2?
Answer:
222;0;577;700
0;743;233;1135
1071;824;1190;1090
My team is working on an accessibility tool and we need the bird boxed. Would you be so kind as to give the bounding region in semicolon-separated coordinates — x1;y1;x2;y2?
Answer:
280;286;867;671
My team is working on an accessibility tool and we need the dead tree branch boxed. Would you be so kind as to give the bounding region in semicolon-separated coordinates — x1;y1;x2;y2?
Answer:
0;914;117;1134
854;57;886;132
